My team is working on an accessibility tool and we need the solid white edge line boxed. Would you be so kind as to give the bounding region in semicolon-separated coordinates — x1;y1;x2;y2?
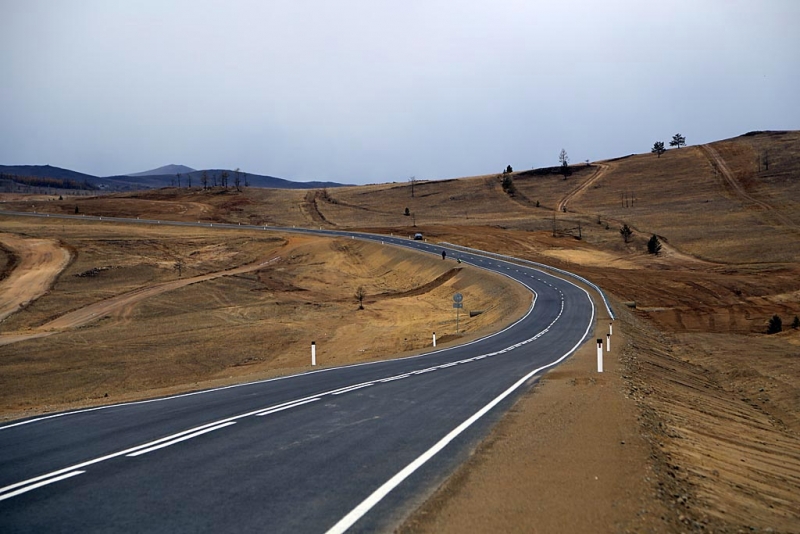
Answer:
127;422;237;457
325;287;596;534
0;471;86;502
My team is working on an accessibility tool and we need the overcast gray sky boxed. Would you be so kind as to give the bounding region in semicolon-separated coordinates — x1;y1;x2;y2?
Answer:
1;1;798;184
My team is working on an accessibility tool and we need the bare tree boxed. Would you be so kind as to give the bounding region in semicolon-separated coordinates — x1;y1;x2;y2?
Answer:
355;286;365;310
187;174;192;188
559;149;571;180
409;176;416;197
221;170;229;189
620;224;633;243
176;172;182;187
201;171;208;189
243;172;249;187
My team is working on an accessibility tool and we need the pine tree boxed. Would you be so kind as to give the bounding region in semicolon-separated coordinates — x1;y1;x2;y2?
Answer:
669;133;686;149
647;234;662;255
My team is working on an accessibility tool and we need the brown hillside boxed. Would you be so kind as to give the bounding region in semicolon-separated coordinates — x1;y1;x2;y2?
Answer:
1;130;799;531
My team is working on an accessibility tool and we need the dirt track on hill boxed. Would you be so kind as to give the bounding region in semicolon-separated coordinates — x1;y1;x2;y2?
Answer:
700;144;799;232
556;163;609;213
0;233;72;323
0;254;281;346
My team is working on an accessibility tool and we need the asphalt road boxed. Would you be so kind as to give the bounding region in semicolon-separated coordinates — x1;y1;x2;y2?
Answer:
0;211;599;532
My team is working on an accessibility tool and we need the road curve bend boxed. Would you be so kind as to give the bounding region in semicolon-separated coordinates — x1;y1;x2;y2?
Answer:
0;211;598;533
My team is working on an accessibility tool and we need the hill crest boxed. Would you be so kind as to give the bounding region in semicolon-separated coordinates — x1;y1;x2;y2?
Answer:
125;164;196;177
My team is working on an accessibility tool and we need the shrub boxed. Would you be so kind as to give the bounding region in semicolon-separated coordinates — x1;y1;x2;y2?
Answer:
767;315;782;334
502;175;516;196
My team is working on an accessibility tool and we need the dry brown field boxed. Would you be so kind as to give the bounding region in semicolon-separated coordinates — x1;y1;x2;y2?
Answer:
1;130;799;532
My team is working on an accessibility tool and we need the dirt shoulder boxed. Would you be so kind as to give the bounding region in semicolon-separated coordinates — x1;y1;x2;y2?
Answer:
400;296;800;534
401;302;670;533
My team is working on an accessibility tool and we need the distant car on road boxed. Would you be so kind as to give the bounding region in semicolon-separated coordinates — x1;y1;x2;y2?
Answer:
413;233;423;240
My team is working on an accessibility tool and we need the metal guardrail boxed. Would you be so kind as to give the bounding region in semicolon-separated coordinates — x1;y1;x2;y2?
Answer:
440;242;616;320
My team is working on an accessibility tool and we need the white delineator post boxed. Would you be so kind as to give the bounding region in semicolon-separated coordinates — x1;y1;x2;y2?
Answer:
432;332;436;347
606;333;611;352
597;339;603;373
609;322;613;336
311;341;316;366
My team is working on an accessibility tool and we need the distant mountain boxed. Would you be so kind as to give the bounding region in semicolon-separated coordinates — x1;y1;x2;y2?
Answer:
126;164;196;177
0;164;96;182
1;164;350;191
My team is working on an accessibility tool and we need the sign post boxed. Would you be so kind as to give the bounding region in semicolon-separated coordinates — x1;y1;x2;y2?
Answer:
597;339;603;373
453;293;463;333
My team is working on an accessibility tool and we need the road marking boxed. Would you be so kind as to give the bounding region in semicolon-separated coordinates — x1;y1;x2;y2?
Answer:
325;288;596;534
127;422;237;457
0;311;563;500
0;419;244;498
0;471;86;502
332;383;374;395
255;398;321;416
379;374;411;382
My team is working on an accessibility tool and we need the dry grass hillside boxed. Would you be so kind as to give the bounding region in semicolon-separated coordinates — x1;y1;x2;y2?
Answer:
0;218;529;415
1;130;798;532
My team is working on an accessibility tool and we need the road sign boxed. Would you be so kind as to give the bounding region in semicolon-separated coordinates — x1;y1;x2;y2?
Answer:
453;293;464;333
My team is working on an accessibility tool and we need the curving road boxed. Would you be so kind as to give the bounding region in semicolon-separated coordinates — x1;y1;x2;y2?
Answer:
0;211;599;533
